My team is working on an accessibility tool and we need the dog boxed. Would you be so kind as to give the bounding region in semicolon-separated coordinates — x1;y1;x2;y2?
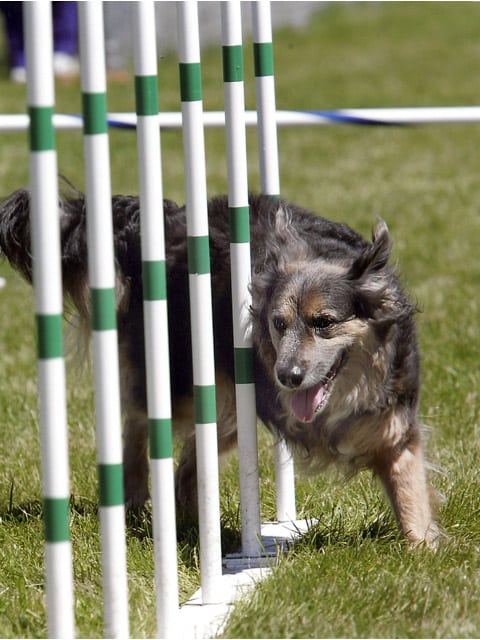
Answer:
0;186;439;547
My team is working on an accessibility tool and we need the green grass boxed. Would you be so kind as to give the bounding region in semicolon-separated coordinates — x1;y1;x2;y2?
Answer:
1;2;480;637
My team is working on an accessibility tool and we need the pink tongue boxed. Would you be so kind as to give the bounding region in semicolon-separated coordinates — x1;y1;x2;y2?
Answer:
291;383;327;423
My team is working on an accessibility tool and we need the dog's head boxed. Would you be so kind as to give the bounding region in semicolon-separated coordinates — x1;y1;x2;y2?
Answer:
252;207;413;424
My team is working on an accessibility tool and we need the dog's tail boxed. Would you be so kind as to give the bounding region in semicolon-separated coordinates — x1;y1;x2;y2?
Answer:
0;187;97;318
0;188;37;284
0;187;146;321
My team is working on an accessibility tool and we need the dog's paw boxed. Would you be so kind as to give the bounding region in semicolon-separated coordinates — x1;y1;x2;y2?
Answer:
124;489;150;512
408;521;444;551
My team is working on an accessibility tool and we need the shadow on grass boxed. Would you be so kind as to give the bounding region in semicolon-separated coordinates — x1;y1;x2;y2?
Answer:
292;511;400;552
125;501;242;562
0;493;100;530
1;487;242;559
2;493;397;562
0;498;43;523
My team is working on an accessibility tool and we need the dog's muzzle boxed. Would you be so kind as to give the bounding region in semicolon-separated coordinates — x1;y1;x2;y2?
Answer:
289;351;346;423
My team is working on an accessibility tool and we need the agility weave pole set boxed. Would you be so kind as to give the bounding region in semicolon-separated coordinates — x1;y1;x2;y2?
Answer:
14;1;480;638
22;1;300;638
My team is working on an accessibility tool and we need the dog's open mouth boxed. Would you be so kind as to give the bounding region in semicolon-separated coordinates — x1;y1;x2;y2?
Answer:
290;352;345;423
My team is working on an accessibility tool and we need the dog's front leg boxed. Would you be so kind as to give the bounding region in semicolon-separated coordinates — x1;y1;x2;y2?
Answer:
375;433;439;548
123;415;150;510
175;432;198;509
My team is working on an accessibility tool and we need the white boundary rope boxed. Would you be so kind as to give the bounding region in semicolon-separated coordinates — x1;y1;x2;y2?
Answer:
3;106;480;132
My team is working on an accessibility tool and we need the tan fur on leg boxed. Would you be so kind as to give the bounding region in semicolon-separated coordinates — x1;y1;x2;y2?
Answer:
375;435;439;548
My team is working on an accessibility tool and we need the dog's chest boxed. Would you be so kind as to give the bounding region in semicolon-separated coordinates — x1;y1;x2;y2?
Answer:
321;408;406;469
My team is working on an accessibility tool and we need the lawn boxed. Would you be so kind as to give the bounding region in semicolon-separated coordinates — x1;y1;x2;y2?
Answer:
1;2;480;638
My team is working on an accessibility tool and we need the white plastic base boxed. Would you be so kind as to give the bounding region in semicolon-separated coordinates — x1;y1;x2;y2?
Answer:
178;519;313;639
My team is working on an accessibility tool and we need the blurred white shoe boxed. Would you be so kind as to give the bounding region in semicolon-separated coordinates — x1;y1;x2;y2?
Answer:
10;66;26;83
53;52;79;78
9;54;79;82
0;277;6;288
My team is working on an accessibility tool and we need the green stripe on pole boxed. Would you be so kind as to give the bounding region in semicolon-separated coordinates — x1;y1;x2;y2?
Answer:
229;206;251;243
82;92;108;135
253;42;274;77
234;347;255;384
135;75;159;116
194;385;217;424
222;45;243;83
91;288;117;331
98;463;124;507
36;314;63;359
142;260;167;301
179;63;202;102
187;236;211;275
266;194;281;202
44;497;70;543
28;106;55;151
149;418;173;459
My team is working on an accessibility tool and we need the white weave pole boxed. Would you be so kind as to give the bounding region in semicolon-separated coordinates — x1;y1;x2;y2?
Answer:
176;0;223;604
24;3;75;637
132;2;179;637
77;3;129;637
221;1;262;557
252;0;297;523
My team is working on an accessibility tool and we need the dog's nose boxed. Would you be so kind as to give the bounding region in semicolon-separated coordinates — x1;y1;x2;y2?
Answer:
277;365;305;388
290;366;305;387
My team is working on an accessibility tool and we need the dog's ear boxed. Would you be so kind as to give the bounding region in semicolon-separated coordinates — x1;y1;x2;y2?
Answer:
347;219;399;321
348;219;391;281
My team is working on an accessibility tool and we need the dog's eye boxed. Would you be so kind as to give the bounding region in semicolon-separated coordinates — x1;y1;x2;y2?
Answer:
272;316;287;334
311;314;336;333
